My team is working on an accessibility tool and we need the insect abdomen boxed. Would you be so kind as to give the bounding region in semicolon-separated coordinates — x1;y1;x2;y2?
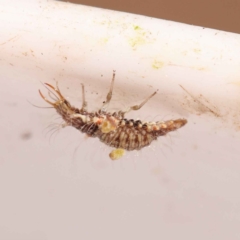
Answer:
98;127;155;150
98;118;187;151
154;119;187;136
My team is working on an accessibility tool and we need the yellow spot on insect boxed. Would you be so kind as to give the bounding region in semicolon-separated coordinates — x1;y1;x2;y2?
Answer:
109;148;125;160
100;117;117;133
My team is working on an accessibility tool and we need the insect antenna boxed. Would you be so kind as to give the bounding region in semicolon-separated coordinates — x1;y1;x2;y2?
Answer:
47;91;58;102
41;81;61;100
27;100;54;109
38;82;64;106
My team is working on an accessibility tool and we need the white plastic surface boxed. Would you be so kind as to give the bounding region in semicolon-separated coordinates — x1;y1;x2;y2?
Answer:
0;0;240;239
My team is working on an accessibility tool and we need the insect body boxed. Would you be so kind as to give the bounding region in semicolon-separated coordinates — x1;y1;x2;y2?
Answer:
39;71;187;159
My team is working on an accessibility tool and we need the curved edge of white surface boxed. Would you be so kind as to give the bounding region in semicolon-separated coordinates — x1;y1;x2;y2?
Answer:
0;1;240;240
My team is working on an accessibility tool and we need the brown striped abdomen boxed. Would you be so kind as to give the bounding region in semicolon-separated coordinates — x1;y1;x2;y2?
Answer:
98;118;187;151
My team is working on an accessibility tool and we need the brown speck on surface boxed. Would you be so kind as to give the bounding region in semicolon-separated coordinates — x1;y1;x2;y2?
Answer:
5;102;17;107
30;49;35;57
21;131;32;140
151;166;162;175
0;35;19;46
192;144;198;150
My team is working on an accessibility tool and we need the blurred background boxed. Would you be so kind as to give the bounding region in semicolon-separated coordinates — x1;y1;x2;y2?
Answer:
61;0;240;34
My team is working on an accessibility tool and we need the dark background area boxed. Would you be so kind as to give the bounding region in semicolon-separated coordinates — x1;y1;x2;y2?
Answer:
65;0;240;34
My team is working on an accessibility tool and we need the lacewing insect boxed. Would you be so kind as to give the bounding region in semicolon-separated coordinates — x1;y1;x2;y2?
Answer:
39;71;187;160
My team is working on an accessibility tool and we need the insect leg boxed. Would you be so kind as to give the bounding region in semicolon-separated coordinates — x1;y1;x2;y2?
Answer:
123;90;158;114
80;83;87;111
101;70;116;110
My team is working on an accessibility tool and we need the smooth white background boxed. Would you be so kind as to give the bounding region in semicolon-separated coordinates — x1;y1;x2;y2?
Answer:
0;0;240;239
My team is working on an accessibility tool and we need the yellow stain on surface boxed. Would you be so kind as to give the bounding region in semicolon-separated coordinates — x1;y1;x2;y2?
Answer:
133;25;143;31
152;60;164;69
99;37;109;45
230;81;240;87
129;35;146;49
128;25;153;50
193;48;201;53
196;67;207;71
